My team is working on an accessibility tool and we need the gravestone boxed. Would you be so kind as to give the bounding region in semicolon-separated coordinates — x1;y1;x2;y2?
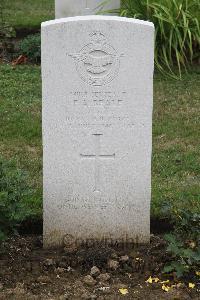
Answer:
55;0;120;18
42;16;154;248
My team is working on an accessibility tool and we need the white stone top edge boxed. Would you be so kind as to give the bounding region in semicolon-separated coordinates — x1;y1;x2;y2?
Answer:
41;15;154;28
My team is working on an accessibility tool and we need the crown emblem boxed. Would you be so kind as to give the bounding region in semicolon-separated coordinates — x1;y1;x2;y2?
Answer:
90;31;106;46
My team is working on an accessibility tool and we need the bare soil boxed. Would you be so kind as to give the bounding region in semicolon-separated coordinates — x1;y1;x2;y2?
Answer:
0;235;199;299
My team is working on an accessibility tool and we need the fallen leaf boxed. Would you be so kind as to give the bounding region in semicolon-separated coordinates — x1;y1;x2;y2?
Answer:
161;280;170;284
188;240;196;249
12;55;27;66
119;288;128;295
146;276;153;283
146;276;160;283
189;283;195;289
162;284;171;292
195;271;200;276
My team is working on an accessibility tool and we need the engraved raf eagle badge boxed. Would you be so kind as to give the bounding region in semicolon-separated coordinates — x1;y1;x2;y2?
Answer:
69;31;124;86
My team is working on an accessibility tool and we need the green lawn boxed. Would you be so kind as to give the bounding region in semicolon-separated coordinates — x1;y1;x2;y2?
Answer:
1;0;54;29
0;64;199;221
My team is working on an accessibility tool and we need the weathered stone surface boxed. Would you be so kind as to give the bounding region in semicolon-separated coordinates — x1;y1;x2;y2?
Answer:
42;16;154;248
55;0;120;19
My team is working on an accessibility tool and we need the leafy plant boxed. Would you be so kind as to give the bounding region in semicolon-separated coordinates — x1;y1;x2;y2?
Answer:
19;33;41;63
106;0;200;78
0;156;33;241
163;208;200;278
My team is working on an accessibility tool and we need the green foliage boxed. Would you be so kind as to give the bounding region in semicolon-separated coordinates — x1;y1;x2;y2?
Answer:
19;34;41;63
0;156;33;241
2;0;54;30
107;0;200;78
0;2;15;38
163;207;200;278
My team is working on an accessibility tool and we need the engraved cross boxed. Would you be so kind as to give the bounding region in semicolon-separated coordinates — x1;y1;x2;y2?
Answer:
80;134;115;192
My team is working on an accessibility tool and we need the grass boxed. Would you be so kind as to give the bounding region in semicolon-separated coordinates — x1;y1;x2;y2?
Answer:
0;64;199;221
0;65;42;215
1;0;54;29
152;67;200;217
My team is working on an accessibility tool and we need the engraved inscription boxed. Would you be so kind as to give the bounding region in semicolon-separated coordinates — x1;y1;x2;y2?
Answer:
57;195;139;211
80;134;115;192
69;31;124;86
70;91;126;106
66;114;135;128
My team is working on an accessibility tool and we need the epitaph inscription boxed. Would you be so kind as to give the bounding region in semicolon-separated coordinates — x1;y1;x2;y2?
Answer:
69;31;124;86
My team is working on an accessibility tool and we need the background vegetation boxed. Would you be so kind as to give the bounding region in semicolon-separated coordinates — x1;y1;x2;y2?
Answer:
1;0;54;30
109;0;200;78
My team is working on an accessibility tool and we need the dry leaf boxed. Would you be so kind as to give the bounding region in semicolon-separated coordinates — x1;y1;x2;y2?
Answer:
119;288;128;295
195;271;200;276
162;284;170;292
146;276;160;283
12;55;27;66
146;276;153;283
161;280;170;284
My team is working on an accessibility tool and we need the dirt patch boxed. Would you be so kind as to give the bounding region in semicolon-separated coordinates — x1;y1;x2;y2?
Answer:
0;235;199;299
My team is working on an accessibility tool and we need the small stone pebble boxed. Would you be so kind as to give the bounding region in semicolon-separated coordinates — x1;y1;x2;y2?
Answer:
120;255;129;263
107;259;119;270
83;275;97;287
90;266;101;277
43;258;55;266
97;273;111;282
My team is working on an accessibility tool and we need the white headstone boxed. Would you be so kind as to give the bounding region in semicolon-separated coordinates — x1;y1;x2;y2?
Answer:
42;16;154;248
55;0;120;18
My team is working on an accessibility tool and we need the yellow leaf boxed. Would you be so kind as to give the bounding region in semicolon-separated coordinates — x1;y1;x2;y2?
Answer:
195;271;200;276
119;288;128;295
161;280;170;284
162;284;170;292
189;283;195;289
146;276;153;283
146;276;160;283
188;241;196;249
